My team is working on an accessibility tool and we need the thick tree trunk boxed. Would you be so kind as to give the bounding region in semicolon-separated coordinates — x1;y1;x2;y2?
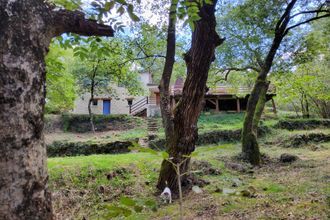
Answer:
0;1;54;219
0;1;113;218
157;0;223;192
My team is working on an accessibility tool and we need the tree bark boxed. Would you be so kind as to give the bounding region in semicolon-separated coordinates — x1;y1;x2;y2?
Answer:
0;1;113;219
159;0;177;146
88;65;98;133
157;0;223;192
252;81;270;133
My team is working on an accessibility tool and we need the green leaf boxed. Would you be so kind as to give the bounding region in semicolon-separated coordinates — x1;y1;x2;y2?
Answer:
161;151;169;159
115;0;127;5
127;10;140;22
104;1;115;11
117;6;125;15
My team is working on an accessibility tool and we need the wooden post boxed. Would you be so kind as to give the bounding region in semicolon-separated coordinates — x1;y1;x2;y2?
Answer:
215;98;219;112
271;98;277;115
236;98;241;113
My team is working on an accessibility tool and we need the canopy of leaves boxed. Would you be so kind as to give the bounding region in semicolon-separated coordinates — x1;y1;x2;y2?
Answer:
273;18;330;117
71;37;144;98
45;43;76;113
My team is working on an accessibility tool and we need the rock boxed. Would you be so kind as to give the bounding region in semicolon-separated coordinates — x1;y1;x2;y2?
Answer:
225;162;248;173
98;185;105;194
223;188;236;195
191;160;221;176
215;187;223;193
279;153;299;163
240;190;251;197
240;186;257;198
192;185;203;194
231;178;243;187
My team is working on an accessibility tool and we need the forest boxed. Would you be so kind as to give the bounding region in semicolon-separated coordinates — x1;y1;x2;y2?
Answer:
0;0;329;219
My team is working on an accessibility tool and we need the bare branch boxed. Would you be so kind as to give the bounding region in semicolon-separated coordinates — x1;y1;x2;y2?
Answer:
284;13;330;36
290;9;329;18
275;0;297;31
214;66;260;82
119;54;166;66
52;9;114;37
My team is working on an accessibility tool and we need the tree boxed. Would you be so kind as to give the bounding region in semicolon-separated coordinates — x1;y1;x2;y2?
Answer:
0;0;117;218
274;18;330;118
242;0;329;165
214;0;329;165
157;0;224;191
45;43;76;114
72;37;143;132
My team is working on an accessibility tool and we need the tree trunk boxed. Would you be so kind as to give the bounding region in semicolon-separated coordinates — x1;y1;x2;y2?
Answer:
241;79;267;165
157;0;223;192
0;1;113;218
241;0;299;166
252;81;270;133
88;99;96;133
89;77;96;133
159;0;177;146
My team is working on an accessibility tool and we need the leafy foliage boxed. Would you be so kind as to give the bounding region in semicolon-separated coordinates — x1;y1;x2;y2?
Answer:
274;18;330;118
45;43;76;113
71;37;144;98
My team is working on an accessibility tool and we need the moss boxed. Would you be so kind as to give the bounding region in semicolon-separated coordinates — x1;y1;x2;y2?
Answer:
47;140;135;157
275;118;330;130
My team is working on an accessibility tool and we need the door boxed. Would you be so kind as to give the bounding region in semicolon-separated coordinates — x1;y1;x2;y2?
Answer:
103;100;111;115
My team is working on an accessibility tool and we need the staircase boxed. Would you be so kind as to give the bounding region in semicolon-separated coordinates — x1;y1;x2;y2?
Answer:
130;97;148;117
147;117;160;142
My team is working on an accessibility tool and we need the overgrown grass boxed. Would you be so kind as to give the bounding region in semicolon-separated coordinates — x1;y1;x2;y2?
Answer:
47;114;330;219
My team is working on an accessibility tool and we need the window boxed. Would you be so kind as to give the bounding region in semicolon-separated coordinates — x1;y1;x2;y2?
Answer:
92;99;98;106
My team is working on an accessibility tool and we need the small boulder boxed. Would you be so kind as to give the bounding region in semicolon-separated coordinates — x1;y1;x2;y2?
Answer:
279;153;299;163
192;185;203;194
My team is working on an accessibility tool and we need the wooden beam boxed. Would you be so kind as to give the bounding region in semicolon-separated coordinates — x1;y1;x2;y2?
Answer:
208;99;216;106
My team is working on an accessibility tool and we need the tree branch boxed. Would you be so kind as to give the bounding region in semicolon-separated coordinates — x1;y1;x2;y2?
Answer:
290;9;329;19
52;9;114;37
119;54;166;66
284;13;330;36
275;0;297;31
214;66;260;81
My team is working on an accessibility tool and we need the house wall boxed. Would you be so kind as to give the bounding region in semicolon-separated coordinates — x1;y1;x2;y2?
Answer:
72;73;150;115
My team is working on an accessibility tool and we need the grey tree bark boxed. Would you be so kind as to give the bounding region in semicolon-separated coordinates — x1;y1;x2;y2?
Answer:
0;1;113;219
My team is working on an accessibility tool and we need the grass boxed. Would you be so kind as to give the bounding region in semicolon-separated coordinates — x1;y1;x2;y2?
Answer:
47;113;330;219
